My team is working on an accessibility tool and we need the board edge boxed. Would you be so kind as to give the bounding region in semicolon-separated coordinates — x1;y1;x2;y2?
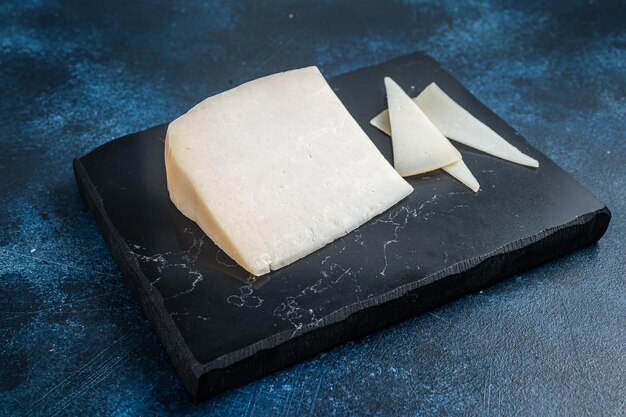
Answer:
73;157;204;399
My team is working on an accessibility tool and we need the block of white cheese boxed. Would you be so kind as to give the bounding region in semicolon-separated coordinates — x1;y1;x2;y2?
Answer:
371;82;539;167
384;77;461;176
165;67;413;276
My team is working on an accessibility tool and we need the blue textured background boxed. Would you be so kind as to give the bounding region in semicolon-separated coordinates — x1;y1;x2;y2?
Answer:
1;1;624;416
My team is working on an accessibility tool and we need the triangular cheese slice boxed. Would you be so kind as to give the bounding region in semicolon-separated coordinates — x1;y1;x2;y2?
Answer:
385;77;461;176
370;108;394;136
373;99;479;192
442;160;479;192
371;83;539;168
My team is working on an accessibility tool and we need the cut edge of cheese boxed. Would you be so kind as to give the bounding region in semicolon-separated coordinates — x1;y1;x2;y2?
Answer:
385;77;461;177
166;67;413;276
164;136;256;272
370;82;539;168
442;159;480;192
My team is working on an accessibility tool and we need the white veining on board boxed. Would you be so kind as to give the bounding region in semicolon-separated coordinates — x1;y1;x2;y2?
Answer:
373;205;419;276
270;190;472;333
353;233;366;246
227;275;264;308
272;248;357;336
422;203;469;221
372;193;442;277
370;191;472;275
215;249;238;267
129;228;207;299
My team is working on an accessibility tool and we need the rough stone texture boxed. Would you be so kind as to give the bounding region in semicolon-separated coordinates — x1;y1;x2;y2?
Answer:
0;1;624;416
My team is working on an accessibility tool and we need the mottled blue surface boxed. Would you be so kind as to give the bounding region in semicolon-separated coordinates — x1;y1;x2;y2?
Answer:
0;0;624;416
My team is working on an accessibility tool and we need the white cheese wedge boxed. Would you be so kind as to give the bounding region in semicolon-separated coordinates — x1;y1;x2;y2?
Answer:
385;77;461;176
371;82;539;167
165;67;413;276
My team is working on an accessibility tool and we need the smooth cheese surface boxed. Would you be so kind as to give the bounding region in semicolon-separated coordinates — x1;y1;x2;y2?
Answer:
385;77;461;176
165;67;413;276
371;82;539;168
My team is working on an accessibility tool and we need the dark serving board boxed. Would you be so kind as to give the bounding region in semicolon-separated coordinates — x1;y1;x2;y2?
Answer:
74;52;610;401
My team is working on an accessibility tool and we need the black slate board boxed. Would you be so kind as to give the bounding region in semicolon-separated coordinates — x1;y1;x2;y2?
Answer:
74;52;610;401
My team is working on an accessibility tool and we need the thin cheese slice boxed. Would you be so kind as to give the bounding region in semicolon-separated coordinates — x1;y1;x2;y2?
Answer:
385;77;461;176
442;160;480;192
374;83;479;192
371;82;539;167
165;67;413;276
